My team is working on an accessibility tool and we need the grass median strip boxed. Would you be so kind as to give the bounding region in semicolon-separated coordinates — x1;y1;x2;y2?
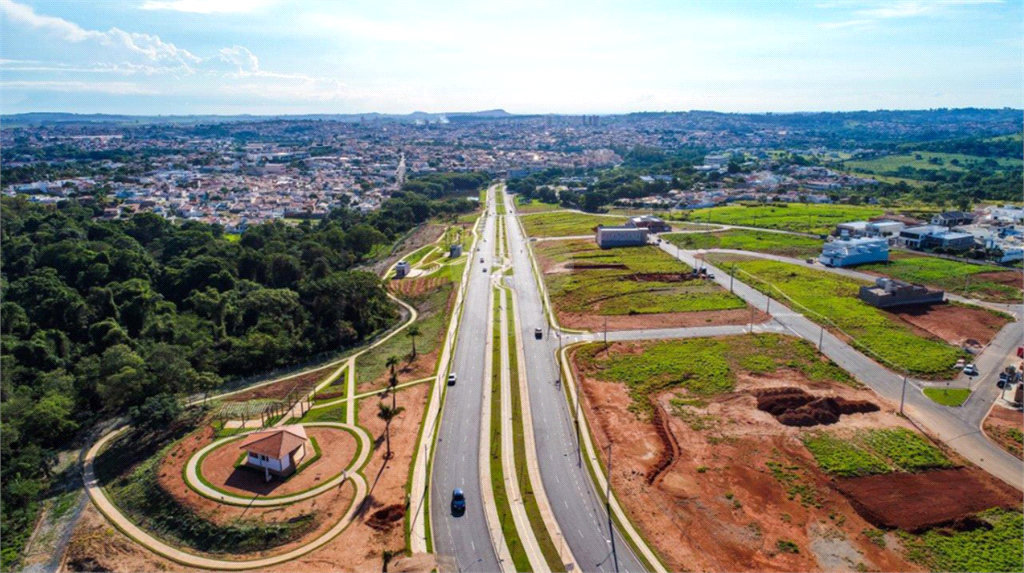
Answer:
490;287;531;571
923;387;971;407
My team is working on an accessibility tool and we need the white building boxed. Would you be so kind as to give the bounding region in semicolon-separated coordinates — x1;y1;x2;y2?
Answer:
819;237;889;267
596;226;648;249
238;425;310;480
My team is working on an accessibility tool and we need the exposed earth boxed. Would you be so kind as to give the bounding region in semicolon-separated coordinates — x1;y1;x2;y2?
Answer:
885;302;1010;348
983;405;1024;460
573;353;921;572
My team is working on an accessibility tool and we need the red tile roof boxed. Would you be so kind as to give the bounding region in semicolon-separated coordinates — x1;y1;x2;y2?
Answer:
237;425;308;459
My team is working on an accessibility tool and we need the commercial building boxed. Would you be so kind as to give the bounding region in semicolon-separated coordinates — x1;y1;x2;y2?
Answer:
867;220;905;237
858;278;944;308
819;237;889;267
595;225;649;249
628;215;672;233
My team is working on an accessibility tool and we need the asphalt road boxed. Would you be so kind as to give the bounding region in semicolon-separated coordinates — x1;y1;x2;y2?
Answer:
430;187;501;573
504;193;646;573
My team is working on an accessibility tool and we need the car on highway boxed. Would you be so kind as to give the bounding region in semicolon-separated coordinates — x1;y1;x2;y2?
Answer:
480;257;485;263
447;373;457;385
451;488;466;514
534;328;543;339
963;363;978;376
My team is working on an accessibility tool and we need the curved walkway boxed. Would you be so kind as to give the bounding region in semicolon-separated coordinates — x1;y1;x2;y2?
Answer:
183;422;371;507
82;424;370;571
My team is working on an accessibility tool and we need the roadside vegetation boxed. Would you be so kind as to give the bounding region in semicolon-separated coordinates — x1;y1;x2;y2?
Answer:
710;257;967;378
537;240;744;316
515;197;563;213
573;334;853;417
662;229;823;259
802;428;953;477
860;253;1023;303
923;387;971;407
675;203;885;235
520;211;628;237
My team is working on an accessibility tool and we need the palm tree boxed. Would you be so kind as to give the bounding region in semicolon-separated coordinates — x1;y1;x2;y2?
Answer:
406;325;421;358
388;371;399;410
386;355;399;376
377;403;405;460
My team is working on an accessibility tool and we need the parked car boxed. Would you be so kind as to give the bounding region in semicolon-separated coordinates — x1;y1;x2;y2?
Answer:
451;488;466;514
534;328;543;340
447;373;457;385
954;359;966;369
963;364;978;376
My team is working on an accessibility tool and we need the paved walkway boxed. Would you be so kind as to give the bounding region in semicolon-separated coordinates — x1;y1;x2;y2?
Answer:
182;422;370;507
81;424;369;570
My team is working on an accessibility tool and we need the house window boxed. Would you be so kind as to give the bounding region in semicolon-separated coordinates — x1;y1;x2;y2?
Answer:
260;454;268;462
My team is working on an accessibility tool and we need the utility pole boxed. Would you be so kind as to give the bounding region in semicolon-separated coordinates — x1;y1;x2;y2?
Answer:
730;265;735;293
605;442;613;501
765;287;772;314
899;374;908;415
818;325;825;353
604;317;608;349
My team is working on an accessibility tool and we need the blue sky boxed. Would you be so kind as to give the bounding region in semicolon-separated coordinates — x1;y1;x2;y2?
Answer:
1;0;1020;115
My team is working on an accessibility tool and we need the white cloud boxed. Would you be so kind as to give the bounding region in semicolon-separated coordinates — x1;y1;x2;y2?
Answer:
138;0;277;14
2;80;158;94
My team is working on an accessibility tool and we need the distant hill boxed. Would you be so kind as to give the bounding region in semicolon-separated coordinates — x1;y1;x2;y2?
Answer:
1;109;518;126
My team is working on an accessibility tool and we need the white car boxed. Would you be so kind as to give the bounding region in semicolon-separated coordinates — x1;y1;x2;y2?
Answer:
447;373;457;385
963;364;978;376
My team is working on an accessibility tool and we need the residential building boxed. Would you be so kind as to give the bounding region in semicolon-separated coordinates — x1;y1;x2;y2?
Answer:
819;237;889;267
898;225;946;249
931;211;974;227
835;221;871;238
238;425;310;480
627;215;672;233
596;225;648;248
866;220;905;237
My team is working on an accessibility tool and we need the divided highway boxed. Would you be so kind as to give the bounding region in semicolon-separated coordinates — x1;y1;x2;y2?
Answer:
503;192;647;573
430;187;502;572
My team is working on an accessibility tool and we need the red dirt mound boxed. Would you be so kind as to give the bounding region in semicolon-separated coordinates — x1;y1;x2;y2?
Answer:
366;503;405;531
833;467;1021;532
567;262;628;270
629;273;695;283
754;387;878;427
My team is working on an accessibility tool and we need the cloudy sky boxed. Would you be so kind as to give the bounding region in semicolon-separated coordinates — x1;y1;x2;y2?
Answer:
1;0;1020;115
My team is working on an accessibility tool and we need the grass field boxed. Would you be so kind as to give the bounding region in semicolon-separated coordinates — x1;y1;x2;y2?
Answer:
843;152;1023;175
515;197;562;213
520;211;628;237
677;203;885;235
573;333;853;417
923;387;971;407
802;428;952;477
711;257;967;378
536;240;745;316
663;229;823;259
860;253;1022;303
899;509;1023;573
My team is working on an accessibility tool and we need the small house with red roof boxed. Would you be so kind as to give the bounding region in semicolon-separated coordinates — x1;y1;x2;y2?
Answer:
237;425;309;480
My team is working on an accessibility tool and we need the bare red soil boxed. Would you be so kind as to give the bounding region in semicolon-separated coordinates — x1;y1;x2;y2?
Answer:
983;406;1024;460
558;307;769;331
886;302;1010;348
834;468;1021;532
754;387;879;427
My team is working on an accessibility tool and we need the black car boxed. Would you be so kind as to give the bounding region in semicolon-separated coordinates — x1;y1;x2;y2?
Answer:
451;488;466;514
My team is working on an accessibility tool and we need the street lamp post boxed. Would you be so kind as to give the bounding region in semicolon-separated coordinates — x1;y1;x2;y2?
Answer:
899;374;908;415
818;325;825;353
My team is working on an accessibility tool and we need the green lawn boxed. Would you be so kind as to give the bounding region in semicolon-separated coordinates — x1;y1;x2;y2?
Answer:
860;253;1022;304
663;229;823;259
677;203;885;235
573;333;853;417
515;197;561;213
536;240;745;316
520;211;628;237
923;387;971;407
711;257;967;378
802;428;951;477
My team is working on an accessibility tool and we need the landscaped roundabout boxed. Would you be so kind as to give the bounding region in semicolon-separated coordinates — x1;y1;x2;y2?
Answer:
83;420;373;569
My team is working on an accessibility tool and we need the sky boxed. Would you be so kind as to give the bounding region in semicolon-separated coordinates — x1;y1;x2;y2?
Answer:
1;0;1021;115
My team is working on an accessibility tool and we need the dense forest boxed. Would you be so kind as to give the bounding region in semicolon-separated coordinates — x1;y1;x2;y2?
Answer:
0;187;479;568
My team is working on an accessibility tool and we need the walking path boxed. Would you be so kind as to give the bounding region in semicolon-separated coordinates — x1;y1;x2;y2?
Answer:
81;424;369;570
182;422;370;507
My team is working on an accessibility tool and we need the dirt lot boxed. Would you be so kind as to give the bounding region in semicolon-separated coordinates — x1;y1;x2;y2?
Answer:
833;468;1021;531
886;302;1010;348
984;405;1024;460
559;307;769;331
225;363;338;403
575;355;920;572
199;427;357;497
63;384;431;572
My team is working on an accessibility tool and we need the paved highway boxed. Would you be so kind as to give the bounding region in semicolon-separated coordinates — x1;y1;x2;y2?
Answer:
431;187;502;572
504;193;646;573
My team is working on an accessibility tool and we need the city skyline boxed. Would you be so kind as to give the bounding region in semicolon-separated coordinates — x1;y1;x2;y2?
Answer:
2;0;1021;116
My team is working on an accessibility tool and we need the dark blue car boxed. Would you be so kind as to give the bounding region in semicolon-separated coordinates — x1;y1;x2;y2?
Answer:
451;488;466;514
